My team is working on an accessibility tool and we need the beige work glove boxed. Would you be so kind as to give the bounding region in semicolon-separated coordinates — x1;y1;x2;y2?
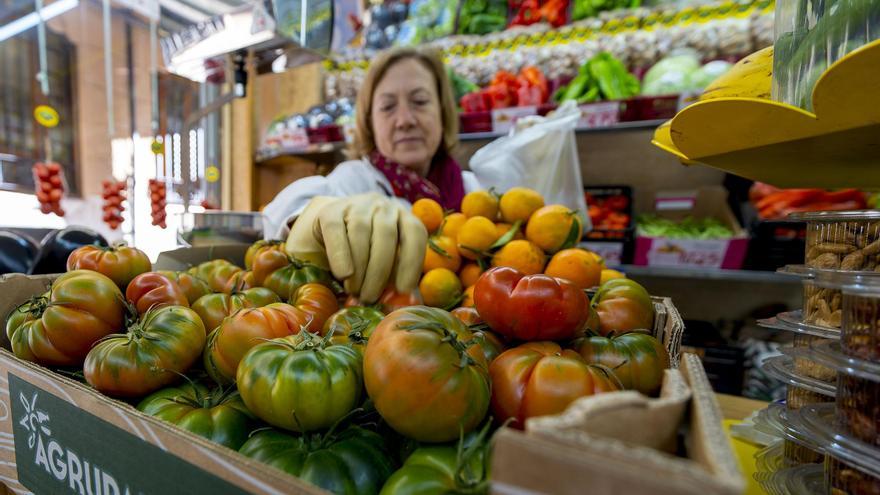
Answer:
285;193;427;303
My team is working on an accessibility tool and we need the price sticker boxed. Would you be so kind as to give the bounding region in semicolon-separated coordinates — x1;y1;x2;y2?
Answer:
151;140;164;155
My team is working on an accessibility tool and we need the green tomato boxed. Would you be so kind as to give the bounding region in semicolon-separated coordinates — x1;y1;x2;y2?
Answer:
380;426;491;495
323;307;384;356
239;426;395;495
137;381;255;450
236;331;363;432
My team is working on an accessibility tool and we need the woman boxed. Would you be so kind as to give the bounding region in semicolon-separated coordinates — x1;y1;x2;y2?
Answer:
264;47;483;303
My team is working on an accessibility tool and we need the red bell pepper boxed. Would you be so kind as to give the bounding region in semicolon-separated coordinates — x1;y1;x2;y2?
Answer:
485;84;515;109
461;91;490;113
539;0;569;27
518;66;549;102
510;0;541;26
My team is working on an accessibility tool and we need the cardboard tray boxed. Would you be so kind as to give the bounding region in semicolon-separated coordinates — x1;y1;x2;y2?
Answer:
491;354;746;495
0;247;687;494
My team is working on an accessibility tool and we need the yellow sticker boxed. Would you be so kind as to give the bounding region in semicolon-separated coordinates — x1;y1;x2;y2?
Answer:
151;140;164;155
205;166;220;183
34;105;59;128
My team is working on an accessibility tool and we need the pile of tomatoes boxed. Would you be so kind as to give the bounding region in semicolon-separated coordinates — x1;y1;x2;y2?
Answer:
33;161;65;216
4;238;670;495
101;179;127;230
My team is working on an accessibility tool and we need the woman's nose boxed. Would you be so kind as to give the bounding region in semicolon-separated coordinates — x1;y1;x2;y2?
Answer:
394;104;417;128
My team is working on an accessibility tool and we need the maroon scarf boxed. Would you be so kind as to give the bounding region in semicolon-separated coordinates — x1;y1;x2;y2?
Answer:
369;151;466;211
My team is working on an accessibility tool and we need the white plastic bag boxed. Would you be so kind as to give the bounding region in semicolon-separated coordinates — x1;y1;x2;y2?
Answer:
469;101;590;229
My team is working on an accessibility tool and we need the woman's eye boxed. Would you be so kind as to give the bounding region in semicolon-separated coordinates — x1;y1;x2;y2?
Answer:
380;104;395;112
413;100;429;106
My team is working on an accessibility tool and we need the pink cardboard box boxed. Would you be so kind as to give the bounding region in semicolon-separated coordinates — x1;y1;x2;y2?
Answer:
633;187;749;270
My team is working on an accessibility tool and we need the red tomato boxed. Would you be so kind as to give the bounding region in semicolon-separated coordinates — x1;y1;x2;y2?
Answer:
126;272;189;315
67;244;152;289
34;163;50;180
474;267;590;341
490;342;620;428
46;162;61;175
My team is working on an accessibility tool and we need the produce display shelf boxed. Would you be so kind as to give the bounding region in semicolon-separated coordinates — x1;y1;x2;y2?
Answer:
620;264;801;284
652;40;880;188
460;119;668;141
255;142;346;164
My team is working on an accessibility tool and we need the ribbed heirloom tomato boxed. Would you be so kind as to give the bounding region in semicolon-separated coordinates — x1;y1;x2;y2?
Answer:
204;283;338;383
591;278;655;335
573;332;669;396
84;305;206;398
137;382;254;450
187;259;242;293
379;425;491;495
66;244;151;289
244;239;285;270
323;306;384;356
490;342;620;428
451;307;507;364
125;272;189;314
252;249;337;300
6;270;125;366
364;306;490;443
236;331;363;432
157;270;211;304
191;287;280;333
239;427;395;495
474;266;591;341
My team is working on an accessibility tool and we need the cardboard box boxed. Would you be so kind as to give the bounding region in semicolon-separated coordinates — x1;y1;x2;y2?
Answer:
0;247;691;495
633;187;749;269
491;354;746;495
0;272;328;495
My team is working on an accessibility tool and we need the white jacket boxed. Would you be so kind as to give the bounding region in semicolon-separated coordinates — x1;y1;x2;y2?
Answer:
262;159;482;239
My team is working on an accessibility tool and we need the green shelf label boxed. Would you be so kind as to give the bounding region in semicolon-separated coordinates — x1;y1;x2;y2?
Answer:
9;374;248;495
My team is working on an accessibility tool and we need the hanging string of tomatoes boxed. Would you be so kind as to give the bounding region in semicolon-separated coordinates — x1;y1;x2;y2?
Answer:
33;162;65;217
101;179;127;230
149;178;167;229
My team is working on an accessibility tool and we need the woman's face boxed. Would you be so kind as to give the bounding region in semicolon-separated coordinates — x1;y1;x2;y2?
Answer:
371;58;443;176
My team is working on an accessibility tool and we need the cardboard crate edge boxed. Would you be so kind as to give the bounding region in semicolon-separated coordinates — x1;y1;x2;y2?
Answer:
489;354;745;495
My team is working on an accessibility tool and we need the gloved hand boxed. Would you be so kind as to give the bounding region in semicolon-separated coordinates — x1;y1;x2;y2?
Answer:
285;193;427;303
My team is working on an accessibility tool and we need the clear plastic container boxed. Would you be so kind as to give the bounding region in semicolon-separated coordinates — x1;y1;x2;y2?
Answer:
754;402;827;466
809;341;880;447
768;310;841;339
796;402;880;495
763;353;837;397
842;280;880;361
793;334;838;382
790;212;880;271
772;1;880;110
765;463;826;495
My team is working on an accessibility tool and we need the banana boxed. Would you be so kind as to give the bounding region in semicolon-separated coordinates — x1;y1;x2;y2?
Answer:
698;46;774;101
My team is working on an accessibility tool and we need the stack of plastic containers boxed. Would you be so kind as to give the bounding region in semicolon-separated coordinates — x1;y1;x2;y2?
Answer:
759;211;880;493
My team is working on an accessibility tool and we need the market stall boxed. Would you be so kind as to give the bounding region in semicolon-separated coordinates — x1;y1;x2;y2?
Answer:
1;0;879;493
